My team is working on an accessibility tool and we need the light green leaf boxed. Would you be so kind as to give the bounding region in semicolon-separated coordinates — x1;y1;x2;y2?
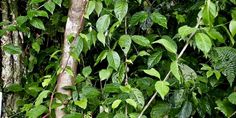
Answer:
202;0;217;26
99;68;112;81
97;32;106;46
74;98;87;109
32;41;40;53
153;38;177;54
82;66;92;78
107;51;120;70
30;18;45;30
95;50;107;66
63;113;83;118
228;92;236;105
194;33;212;54
170;60;181;82
229;20;236;37
84;1;96;19
42;78;51;87
2;44;22;54
151;12;167;28
204;28;224;43
96;14;110;32
118;35;131;55
126;99;137;108
130;88;145;110
215;99;235;117
112;99;122;109
65;66;74;77
26;105;47;118
16;16;28;26
53;0;62;6
70;37;83;61
138;50;150;56
178;25;196;38
35;90;51;106
120;84;131;93
155;81;170;100
114;0;128;22
131;35;150;47
31;0;45;3
143;68;160;79
130;11;148;26
147;51;162;68
95;1;103;16
44;1;55;14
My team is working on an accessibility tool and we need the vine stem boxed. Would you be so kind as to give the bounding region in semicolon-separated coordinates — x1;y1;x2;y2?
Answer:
138;18;201;118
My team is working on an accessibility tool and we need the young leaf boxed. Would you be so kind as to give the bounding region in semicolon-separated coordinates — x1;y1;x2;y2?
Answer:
153;38;177;54
74;98;87;109
26;105;47;118
170;60;181;82
112;99;122;109
131;35;150;47
44;1;55;14
96;14;110;32
194;33;212;54
82;66;92;78
229;20;236;37
126;99;137;108
114;0;128;22
147;51;162;68
97;32;106;46
99;68;112;81
118;35;132;55
84;1;96;19
143;68;160;79
2;44;22;54
178;25;196;38
155;81;170;100
107;51;120;70
151;12;167;29
35;90;51;106
30;18;45;30
95;1;103;16
228;92;236;104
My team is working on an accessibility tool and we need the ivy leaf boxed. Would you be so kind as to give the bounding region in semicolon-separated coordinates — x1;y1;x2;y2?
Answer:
96;14;110;32
35;90;51;106
84;0;96;19
107;51;120;70
95;1;103;16
126;99;137;108
74;98;88;109
130;11;148;26
99;68;113;81
97;32;106;46
229;20;236;37
114;0;128;22
178;25;196;38
30;18;45;30
112;99;122;109
53;0;62;7
153;38;177;54
26;105;47;118
2;44;22;54
118;35;131;55
170;60;181;82
147;51;162;68
44;1;55;14
215;99;235;117
194;33;212;54
82;66;92;78
131;35;150;47
178;101;193;118
155;81;170;100
143;68;160;79
228;92;236;105
151;12;167;29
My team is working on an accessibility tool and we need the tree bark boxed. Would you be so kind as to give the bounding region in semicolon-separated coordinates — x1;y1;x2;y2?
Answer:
55;0;87;117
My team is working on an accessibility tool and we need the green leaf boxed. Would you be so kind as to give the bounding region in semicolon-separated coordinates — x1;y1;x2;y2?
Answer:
151;102;170;118
107;50;120;70
65;66;74;77
82;66;92;78
35;90;51;106
70;37;83;61
151;12;167;28
99;68;112;81
228;92;236;105
126;99;137;108
194;33;212;54
118;35;131;55
131;35;150;47
112;99;122;109
229;20;236;37
96;14;110;32
120;84;131;93
5;84;23;92
53;0;62;6
16;16;28;26
178;101;193;118
82;86;100;99
178;25;196;38
153;38;177;54
95;1;103;16
74;98;87;109
30;18;45;30
204;28;224;43
26;105;47;118
215;99;235;117
84;1;96;19
143;68;160;79
130;88;145;110
31;0;45;3
2;44;22;54
130;11;148;26
202;0;217;26
42;78;51;87
32;41;40;53
155;81;169;100
147;51;162;68
63;113;83;118
97;32;106;46
170;60;181;82
95;50;107;66
114;0;128;22
44;1;55;14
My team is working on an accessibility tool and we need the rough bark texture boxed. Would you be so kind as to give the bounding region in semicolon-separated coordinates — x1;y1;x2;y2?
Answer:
56;0;87;117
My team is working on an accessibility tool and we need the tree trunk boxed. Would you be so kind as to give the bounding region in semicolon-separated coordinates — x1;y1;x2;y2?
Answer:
55;0;87;117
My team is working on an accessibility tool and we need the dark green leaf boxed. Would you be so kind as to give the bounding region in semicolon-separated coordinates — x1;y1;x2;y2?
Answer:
147;51;162;68
151;102;170;118
31;0;45;3
178;101;193;118
2;44;22;54
151;12;167;28
215;99;235;117
63;113;83;118
5;84;23;92
16;16;28;26
26;105;47;118
30;18;45;30
130;11;148;26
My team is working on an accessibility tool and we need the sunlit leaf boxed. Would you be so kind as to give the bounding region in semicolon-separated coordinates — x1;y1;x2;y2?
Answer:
143;68;160;79
195;33;212;54
35;90;51;106
151;12;167;28
114;0;128;22
155;81;169;100
112;99;122;109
